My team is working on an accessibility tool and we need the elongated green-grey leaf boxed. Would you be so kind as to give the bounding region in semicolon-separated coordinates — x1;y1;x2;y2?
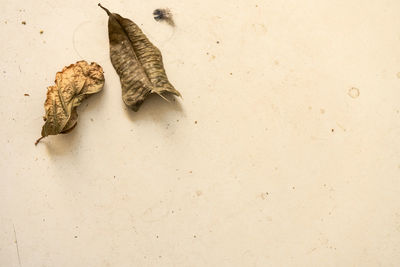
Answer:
99;4;180;112
36;61;105;145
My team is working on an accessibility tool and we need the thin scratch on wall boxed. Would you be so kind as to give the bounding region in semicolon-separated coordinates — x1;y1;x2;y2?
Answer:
13;223;22;267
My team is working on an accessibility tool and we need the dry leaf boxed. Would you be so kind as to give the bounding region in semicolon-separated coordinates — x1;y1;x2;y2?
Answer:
99;4;180;112
36;61;105;145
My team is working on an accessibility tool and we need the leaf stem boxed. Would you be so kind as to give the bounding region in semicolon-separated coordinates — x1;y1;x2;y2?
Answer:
35;136;45;146
98;3;111;15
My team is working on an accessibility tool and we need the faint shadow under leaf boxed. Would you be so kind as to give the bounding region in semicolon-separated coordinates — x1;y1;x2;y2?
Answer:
43;126;80;155
124;94;184;123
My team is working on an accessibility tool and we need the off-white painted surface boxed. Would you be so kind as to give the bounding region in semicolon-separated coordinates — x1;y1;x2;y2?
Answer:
1;0;400;266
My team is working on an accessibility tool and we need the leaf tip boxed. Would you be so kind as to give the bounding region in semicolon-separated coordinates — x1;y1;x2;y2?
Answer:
98;3;111;15
160;93;171;103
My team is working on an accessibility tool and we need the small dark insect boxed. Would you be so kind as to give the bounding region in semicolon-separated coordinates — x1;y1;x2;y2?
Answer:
153;8;175;27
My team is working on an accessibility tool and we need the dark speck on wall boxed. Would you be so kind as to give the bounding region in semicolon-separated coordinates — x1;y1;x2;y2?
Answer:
153;8;175;27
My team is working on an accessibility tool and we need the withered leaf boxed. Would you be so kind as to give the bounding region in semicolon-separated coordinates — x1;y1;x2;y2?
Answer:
36;61;105;145
99;4;180;112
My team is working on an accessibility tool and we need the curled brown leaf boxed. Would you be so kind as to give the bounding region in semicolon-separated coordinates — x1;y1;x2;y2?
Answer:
36;61;105;145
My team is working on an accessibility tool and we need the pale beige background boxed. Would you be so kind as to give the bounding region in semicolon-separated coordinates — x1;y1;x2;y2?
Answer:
1;0;400;266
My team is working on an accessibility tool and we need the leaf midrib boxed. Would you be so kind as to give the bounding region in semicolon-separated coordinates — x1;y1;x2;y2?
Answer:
112;14;153;90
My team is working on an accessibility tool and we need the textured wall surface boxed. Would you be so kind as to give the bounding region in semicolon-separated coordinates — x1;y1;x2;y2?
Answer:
1;0;400;266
